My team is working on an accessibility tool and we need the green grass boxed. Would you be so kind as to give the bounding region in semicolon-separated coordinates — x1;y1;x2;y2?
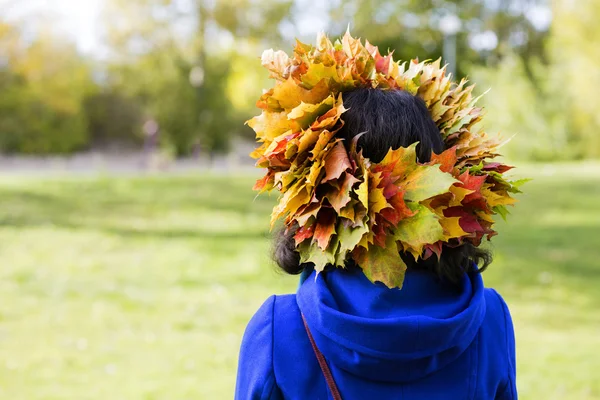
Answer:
0;164;599;399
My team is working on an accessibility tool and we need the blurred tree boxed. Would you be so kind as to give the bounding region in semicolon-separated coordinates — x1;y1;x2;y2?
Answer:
328;0;550;82
546;0;600;158
472;0;600;161
471;56;568;161
103;0;292;156
83;90;144;149
0;20;96;153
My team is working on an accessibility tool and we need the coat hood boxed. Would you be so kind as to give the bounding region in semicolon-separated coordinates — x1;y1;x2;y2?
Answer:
296;267;486;383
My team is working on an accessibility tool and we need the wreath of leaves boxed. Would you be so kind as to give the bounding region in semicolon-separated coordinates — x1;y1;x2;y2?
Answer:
248;31;525;289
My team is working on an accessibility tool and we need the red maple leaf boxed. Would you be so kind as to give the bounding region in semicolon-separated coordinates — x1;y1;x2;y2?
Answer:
482;162;514;174
443;207;483;234
294;221;315;245
430;147;458;173
313;208;336;250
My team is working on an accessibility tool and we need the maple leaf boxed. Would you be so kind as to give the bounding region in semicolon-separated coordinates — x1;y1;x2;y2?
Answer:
506;178;531;194
357;229;374;249
250;142;269;160
353;235;407;289
315;31;335;53
302;63;340;88
368;184;388;216
306;157;326;187
449;185;475;206
298;240;335;273
296;202;321;226
297;128;323;155
253;172;274;193
443;207;483;234
388;191;417;220
403;164;459;202
376;142;419;173
322;142;352;182
311;99;346;130
271;77;330;110
261;49;291;80
456;171;487;196
430;147;458;173
294;38;313;55
247;111;291;141
335;221;369;267
374;144;458;203
480;184;517;208
325;172;361;213
394;204;445;258
288;97;336;130
285;141;299;160
481;162;514;174
271;180;311;226
493;205;510;221
294;220;315;245
340;31;361;55
263;130;295;157
355;164;370;211
439;216;468;240
339;201;356;221
423;242;444;261
310;129;339;160
313;208;337;250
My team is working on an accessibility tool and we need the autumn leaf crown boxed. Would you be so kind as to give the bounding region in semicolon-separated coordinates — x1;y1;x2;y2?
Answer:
248;31;525;289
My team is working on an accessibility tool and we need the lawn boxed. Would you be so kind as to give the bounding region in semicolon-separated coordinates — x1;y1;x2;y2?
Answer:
0;164;599;399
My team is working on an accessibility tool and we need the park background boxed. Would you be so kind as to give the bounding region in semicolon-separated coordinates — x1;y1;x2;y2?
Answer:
1;0;599;399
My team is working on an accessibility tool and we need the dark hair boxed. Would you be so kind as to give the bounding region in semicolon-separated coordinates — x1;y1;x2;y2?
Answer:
273;88;491;284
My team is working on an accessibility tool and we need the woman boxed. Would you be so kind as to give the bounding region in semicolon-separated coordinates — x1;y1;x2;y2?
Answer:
236;32;518;400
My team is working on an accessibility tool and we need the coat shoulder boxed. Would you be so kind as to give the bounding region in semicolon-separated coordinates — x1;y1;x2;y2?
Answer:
477;288;517;399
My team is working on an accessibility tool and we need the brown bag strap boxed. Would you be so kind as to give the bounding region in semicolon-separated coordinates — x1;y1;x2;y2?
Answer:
301;314;343;400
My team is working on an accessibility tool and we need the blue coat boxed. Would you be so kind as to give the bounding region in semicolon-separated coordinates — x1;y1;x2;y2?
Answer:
235;267;517;399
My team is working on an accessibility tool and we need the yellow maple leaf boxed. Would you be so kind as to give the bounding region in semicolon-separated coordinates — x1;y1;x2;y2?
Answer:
440;216;468;240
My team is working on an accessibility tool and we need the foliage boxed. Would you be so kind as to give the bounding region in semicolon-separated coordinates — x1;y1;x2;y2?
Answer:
0;23;96;153
250;32;522;288
327;0;549;79
1;0;599;160
470;57;567;161
83;90;144;148
547;0;600;159
472;0;600;161
103;0;293;155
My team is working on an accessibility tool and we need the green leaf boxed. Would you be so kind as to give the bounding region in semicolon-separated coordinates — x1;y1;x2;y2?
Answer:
507;178;532;194
394;204;444;255
288;97;335;130
301;63;340;87
492;205;510;221
468;161;484;174
337;221;369;260
298;240;335;273
404;164;459;202
376;143;457;203
355;235;407;289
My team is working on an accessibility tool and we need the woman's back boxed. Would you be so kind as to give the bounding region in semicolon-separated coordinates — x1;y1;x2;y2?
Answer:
236;268;516;400
237;31;522;399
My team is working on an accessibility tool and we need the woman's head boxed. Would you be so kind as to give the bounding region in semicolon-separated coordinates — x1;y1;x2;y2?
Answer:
274;87;491;283
338;88;444;163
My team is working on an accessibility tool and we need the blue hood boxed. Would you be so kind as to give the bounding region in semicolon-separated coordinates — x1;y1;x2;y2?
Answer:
296;268;486;383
